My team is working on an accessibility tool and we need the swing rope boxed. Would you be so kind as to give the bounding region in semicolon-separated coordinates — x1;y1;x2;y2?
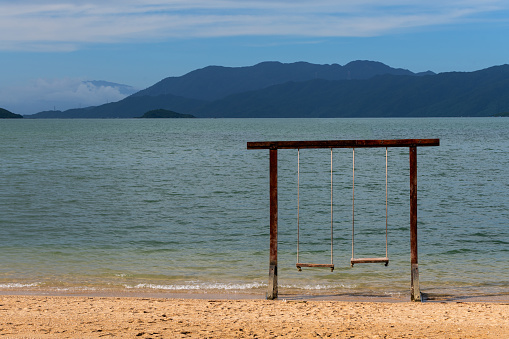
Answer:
385;147;388;259
351;147;389;267
330;148;333;267
352;148;355;261
296;148;334;272
297;148;300;264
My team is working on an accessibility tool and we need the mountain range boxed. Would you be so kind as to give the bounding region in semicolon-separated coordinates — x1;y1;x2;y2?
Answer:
25;60;509;118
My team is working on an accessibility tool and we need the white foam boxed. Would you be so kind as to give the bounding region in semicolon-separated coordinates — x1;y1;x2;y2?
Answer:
281;283;357;290
124;281;359;291
125;282;267;291
50;287;98;292
0;283;40;288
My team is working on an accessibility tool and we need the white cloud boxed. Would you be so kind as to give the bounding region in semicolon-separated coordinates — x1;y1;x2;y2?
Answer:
0;78;137;115
0;0;505;51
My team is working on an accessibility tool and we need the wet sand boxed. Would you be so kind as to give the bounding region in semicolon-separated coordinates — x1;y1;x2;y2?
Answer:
1;294;508;338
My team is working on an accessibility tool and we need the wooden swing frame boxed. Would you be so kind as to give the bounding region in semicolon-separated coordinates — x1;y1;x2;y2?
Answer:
247;139;439;301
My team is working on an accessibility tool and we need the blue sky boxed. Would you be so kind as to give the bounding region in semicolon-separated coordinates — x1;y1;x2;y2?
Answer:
1;0;509;114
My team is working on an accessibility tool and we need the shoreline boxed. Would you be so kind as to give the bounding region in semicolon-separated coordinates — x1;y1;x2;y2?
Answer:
1;294;508;338
1;288;509;303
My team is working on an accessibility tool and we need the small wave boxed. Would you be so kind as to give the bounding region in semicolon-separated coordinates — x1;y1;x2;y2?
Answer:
125;282;267;291
50;287;98;292
281;283;357;290
114;273;131;278
0;283;40;288
125;282;362;291
442;248;477;255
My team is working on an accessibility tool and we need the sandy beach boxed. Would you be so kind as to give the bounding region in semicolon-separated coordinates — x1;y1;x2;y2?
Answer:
1;294;508;338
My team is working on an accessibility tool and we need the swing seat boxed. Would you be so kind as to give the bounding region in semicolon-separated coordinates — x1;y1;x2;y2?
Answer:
296;263;334;272
350;257;389;267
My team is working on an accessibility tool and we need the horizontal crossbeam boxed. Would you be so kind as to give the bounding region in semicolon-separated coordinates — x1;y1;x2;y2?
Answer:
247;139;439;150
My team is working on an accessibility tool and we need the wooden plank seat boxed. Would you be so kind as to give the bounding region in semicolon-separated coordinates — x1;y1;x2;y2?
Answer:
296;263;334;272
350;257;389;267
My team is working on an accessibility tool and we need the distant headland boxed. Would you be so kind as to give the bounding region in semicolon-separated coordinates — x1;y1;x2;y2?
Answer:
494;112;509;117
0;108;23;119
137;109;195;119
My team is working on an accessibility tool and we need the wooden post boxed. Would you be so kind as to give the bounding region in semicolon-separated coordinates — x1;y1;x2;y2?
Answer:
267;147;278;300
409;146;421;302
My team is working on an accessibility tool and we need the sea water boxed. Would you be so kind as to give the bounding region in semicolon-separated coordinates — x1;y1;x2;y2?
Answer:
1;118;508;300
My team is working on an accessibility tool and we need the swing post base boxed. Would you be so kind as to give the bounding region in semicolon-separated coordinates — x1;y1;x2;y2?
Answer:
350;257;389;267
296;263;335;272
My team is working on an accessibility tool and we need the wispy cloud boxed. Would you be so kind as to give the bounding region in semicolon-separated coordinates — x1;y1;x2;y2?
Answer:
0;0;505;51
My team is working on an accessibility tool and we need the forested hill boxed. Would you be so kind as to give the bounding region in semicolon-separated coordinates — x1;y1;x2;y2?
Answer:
26;61;509;118
196;65;509;118
0;108;23;119
134;60;428;101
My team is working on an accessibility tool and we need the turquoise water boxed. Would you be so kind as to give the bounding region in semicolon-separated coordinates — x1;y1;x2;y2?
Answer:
1;118;508;299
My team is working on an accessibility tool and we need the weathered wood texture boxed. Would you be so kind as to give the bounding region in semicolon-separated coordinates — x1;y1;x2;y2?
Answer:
267;149;278;300
296;263;335;272
247;139;439;149
350;257;389;266
296;263;335;267
409;146;421;302
248;139;438;301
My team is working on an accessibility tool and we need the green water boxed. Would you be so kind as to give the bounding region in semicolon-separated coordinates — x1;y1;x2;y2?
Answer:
1;118;508;299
